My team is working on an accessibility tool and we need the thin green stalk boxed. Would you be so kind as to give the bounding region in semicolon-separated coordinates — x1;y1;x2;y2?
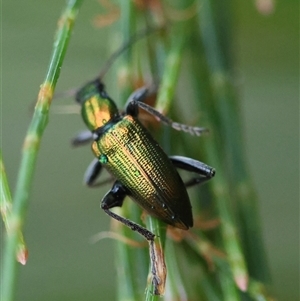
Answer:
0;151;27;265
144;8;191;298
114;205;149;301
198;0;270;282
117;0;136;100
115;3;149;301
163;242;188;301
155;33;185;114
114;1;187;298
1;1;83;300
145;217;167;300
247;278;275;301
143;6;192;298
220;272;240;301
161;0;248;297
188;26;249;293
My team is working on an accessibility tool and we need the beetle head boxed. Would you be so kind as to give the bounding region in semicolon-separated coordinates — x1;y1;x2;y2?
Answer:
76;79;119;131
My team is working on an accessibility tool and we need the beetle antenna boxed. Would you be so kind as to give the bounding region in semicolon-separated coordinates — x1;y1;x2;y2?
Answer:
98;26;163;80
53;26;163;102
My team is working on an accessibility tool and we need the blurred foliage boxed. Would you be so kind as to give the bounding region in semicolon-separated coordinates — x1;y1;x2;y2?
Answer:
1;0;298;301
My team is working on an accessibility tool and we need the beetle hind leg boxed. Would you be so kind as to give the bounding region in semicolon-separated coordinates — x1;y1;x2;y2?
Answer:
101;181;155;241
101;181;165;293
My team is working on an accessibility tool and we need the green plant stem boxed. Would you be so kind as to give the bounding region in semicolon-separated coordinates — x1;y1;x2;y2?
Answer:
248;278;275;301
164;241;189;301
0;151;27;265
114;205;149;301
115;3;148;301
115;2;185;298
1;1;83;300
198;0;270;282
187;24;249;294
0;151;13;223
155;33;185;114
144;217;167;300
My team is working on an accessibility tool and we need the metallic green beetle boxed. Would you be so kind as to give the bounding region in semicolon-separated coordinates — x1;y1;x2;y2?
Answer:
73;78;215;241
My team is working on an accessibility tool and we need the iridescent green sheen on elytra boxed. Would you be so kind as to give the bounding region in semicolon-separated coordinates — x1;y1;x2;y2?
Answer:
92;115;193;229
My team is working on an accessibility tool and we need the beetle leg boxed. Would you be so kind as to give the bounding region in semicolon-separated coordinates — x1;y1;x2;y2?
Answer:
83;158;103;186
71;130;94;147
101;181;161;292
83;158;115;187
138;102;208;136
125;87;149;117
101;181;155;241
125;88;208;136
169;155;216;187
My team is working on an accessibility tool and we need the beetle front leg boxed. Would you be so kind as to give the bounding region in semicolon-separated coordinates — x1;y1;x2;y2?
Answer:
71;130;94;147
169;155;216;187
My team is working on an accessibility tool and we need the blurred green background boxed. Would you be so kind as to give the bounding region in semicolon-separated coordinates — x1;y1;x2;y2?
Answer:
1;1;299;300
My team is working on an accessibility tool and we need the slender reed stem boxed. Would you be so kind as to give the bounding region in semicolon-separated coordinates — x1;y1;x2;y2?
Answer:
198;0;270;282
1;1;83;300
0;151;27;265
188;28;249;293
114;4;149;300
